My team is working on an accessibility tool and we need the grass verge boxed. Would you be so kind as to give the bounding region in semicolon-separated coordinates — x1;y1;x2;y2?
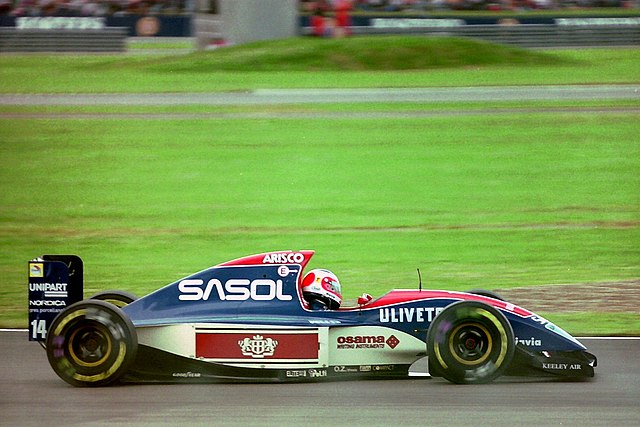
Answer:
1;111;638;331
0;37;638;93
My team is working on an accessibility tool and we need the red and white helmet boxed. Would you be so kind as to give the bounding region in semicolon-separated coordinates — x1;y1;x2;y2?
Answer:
301;269;342;310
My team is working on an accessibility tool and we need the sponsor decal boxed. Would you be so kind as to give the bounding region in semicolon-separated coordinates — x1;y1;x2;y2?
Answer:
29;282;68;298
386;335;400;349
28;282;70;340
196;331;318;360
29;300;66;307
308;369;327;378
556;17;640;26
286;370;307;378
277;265;290;277
379;307;444;323
262;252;305;264
238;335;278;359
16;17;105;30
515;336;542;347
334;365;359;373
308;319;341;325
334;365;395;373
371;18;464;28
373;365;395;372
542;363;582;371
29;263;43;278
179;278;292;302
336;334;399;350
172;372;202;378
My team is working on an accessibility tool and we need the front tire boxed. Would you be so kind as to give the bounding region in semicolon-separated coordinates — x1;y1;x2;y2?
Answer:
46;300;137;387
427;301;514;384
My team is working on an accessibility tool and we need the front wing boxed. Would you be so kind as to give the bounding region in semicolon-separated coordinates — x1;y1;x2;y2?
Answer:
506;345;597;378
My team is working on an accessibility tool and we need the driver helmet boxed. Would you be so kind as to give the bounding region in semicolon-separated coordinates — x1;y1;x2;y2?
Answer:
301;269;342;310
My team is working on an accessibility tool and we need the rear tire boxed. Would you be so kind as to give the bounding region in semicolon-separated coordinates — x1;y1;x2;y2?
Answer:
466;289;504;301
427;301;514;384
46;300;137;387
90;290;138;308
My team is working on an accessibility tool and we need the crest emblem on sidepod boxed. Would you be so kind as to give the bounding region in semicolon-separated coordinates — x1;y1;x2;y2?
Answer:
238;335;278;358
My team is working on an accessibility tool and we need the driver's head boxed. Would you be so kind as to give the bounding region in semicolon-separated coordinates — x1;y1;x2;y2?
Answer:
301;269;342;309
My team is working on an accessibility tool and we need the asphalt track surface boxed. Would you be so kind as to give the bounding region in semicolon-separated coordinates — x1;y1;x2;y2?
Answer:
1;331;638;427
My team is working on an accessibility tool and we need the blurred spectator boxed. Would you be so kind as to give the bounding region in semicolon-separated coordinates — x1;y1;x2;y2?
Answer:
309;0;331;36
1;0;637;17
307;0;354;38
306;0;636;10
2;0;193;16
334;0;352;36
0;0;12;14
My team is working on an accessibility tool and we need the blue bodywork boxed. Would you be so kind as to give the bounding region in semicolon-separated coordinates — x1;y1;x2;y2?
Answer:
123;253;586;354
40;250;596;385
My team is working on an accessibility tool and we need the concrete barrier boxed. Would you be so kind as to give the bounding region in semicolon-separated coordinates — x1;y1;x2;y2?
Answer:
0;28;128;53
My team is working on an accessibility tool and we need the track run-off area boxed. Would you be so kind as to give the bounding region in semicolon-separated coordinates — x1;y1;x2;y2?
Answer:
1;85;639;106
1;331;639;426
2;86;637;120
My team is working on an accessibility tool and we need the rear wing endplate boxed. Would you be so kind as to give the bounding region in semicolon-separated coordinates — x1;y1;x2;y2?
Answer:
28;255;84;341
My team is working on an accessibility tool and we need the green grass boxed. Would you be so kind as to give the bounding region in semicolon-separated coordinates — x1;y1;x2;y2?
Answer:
141;37;562;71
127;39;194;50
1;112;638;330
1;37;639;333
537;313;640;337
0;37;639;93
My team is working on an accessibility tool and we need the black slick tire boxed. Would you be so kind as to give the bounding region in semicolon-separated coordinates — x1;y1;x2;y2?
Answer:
45;300;138;387
90;290;138;308
427;300;514;384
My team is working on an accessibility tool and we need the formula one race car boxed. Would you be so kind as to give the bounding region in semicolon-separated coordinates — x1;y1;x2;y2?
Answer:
30;250;596;387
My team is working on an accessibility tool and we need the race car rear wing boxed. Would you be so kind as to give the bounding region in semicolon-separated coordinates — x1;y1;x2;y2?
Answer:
28;255;84;342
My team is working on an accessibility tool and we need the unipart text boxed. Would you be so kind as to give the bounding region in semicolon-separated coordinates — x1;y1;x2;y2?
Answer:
178;278;292;301
29;283;67;292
